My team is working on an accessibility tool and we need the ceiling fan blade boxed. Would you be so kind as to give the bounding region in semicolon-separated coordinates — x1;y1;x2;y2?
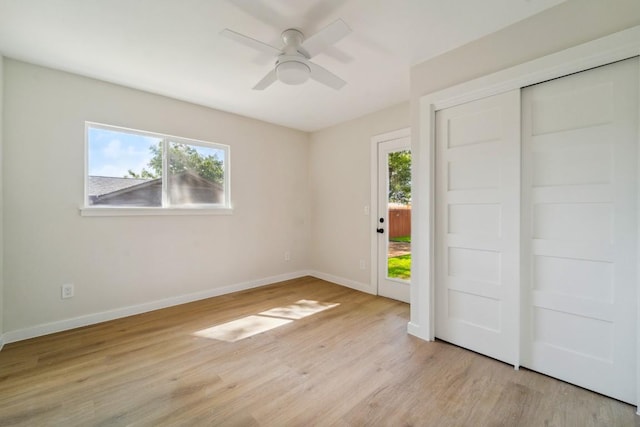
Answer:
253;69;278;90
220;29;282;56
308;61;346;90
301;19;351;58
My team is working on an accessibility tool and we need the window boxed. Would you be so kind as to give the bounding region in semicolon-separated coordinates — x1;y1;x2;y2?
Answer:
85;123;230;213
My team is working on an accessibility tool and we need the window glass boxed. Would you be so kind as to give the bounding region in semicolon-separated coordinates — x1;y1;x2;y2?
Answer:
167;141;226;206
87;127;162;207
86;123;230;209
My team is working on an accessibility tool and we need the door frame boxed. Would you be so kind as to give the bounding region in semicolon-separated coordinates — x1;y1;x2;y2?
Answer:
370;127;411;301
411;25;640;411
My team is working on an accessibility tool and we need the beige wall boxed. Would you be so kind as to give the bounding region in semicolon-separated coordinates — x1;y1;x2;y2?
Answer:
309;102;409;289
3;59;310;334
1;59;410;340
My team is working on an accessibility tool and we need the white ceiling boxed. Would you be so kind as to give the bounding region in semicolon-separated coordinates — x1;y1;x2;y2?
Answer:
0;0;565;132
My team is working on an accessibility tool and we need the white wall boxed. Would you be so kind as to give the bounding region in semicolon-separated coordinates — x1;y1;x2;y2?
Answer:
309;102;409;291
3;59;310;337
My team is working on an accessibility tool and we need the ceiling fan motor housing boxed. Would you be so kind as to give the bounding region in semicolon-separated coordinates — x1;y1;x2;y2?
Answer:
281;29;305;53
275;29;310;85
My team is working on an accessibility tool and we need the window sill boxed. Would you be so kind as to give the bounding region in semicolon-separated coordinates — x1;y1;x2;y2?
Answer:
79;206;234;217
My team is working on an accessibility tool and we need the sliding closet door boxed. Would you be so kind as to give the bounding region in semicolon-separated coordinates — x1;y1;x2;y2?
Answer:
521;58;638;404
435;90;520;365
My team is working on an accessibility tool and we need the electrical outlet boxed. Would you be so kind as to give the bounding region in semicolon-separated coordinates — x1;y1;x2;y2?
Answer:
61;283;74;299
284;251;291;261
359;260;366;270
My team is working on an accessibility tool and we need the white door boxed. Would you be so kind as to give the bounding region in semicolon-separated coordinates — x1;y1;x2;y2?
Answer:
521;58;638;404
376;136;411;303
434;90;521;365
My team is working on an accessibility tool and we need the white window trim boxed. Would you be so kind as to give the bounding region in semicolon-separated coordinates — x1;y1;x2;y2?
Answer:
79;206;233;217
81;122;232;215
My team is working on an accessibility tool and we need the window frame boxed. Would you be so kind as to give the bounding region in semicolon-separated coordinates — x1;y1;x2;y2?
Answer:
81;122;232;216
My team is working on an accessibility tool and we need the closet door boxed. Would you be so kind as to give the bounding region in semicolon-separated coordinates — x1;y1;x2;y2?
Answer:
521;58;638;404
435;90;520;365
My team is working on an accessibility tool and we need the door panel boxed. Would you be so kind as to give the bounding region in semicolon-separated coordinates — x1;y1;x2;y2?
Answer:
377;136;411;303
521;58;638;404
435;90;521;365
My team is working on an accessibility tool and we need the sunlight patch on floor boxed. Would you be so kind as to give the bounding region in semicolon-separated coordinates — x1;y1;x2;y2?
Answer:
259;299;340;320
194;315;293;342
193;299;340;343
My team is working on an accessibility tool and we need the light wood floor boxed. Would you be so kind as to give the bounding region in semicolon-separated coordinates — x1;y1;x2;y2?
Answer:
0;277;636;426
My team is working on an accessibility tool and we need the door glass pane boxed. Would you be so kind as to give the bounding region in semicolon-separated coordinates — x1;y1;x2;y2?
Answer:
387;149;411;280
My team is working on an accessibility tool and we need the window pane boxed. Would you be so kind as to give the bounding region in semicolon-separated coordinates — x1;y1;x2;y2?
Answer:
86;123;230;210
87;126;162;207
167;141;225;206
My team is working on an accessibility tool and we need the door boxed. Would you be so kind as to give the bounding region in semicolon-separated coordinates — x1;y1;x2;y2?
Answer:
376;135;411;303
434;90;521;365
521;58;638;404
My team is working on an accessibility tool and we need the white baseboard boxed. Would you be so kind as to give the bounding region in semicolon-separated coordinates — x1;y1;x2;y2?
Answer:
307;271;375;295
407;321;432;341
2;271;309;345
2;270;377;346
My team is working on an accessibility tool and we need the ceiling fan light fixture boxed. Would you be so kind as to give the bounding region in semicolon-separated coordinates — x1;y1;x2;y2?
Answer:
221;19;351;90
276;60;310;85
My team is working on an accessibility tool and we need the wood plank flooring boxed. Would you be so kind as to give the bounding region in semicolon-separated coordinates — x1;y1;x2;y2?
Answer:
0;276;636;426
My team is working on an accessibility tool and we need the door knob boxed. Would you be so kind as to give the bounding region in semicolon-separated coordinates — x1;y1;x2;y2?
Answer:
377;228;384;234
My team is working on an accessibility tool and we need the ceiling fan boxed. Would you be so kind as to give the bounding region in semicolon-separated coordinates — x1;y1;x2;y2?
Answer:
220;19;351;90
